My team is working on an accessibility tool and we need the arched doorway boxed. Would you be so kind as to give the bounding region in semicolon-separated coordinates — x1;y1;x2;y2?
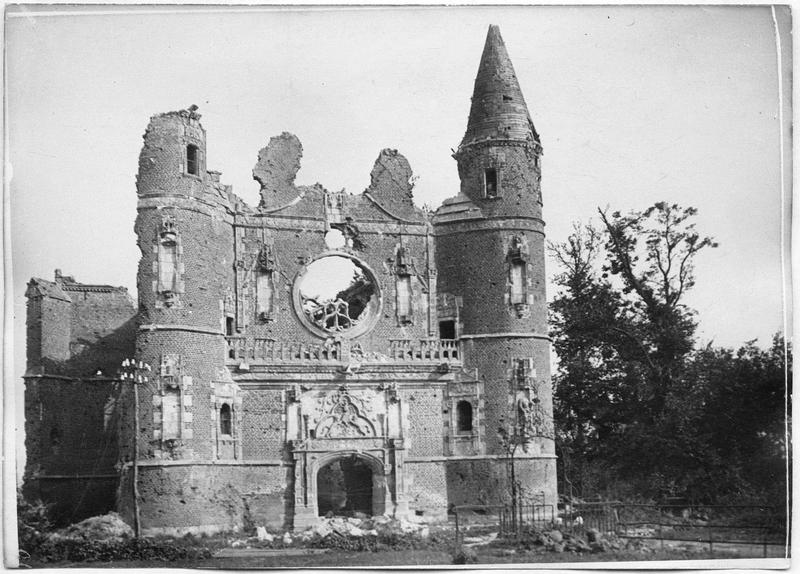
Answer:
317;454;377;517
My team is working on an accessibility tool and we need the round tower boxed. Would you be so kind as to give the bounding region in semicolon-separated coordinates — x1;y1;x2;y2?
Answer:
126;108;236;533
434;26;556;507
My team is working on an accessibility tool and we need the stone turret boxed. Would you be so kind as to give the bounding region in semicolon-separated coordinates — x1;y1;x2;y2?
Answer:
127;107;237;531
460;25;541;149
434;25;556;508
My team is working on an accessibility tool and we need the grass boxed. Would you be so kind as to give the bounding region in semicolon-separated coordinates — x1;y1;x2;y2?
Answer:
28;546;756;569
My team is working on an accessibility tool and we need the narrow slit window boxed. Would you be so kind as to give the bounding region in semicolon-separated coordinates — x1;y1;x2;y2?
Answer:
225;316;235;337
186;144;199;176
396;275;412;319
219;403;232;436
510;261;526;304
515;359;526;383
484;168;498;198
162;390;180;440
256;270;275;317
456;400;473;432
158;241;178;292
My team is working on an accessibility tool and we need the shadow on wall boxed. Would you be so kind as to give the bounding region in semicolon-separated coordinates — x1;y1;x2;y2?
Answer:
24;317;137;526
30;316;137;379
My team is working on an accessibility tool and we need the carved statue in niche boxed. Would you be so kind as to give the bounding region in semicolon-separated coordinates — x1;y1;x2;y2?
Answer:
255;243;277;321
517;395;533;430
315;390;376;438
157;215;180;306
159;354;181;390
257;243;276;272
508;234;528;262
516;394;553;449
160;215;177;240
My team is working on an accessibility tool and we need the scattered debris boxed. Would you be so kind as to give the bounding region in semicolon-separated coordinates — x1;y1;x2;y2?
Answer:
50;512;133;542
256;526;273;542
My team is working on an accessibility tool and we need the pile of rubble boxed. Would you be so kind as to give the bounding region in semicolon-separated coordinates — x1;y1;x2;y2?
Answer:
48;512;133;543
487;527;623;555
232;515;432;548
543;528;623;553
297;514;430;542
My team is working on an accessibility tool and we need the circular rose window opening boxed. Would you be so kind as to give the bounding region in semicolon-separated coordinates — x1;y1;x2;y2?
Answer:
295;255;380;337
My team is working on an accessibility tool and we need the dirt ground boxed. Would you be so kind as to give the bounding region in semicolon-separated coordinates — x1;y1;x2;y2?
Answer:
30;545;783;569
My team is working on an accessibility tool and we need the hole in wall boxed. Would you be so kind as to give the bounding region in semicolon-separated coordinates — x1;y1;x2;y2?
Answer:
324;229;346;249
297;255;378;334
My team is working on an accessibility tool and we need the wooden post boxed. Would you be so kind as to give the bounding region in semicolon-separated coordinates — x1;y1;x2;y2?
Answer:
121;358;149;540
133;379;141;539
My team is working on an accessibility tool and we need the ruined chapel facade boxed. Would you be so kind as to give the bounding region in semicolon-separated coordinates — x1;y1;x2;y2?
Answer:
24;26;557;534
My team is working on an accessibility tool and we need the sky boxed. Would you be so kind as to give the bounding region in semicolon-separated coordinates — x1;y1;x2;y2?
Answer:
6;5;792;469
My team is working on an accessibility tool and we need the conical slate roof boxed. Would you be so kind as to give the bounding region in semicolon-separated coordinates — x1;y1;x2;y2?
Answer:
460;25;540;149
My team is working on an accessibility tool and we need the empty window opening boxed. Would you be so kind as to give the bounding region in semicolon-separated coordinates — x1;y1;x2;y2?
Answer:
186;144;199;176
514;359;527;383
456;400;473;433
298;255;377;333
162;390;180;440
439;320;456;340
396;275;412;319
219;403;232;436
503;95;513;101
510;261;526;304
225;316;235;337
257;270;275;317
158;241;178;292
484;168;498;198
317;456;374;517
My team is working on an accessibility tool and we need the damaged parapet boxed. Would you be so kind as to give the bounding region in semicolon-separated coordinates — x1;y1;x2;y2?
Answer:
363;149;422;222
250;132;426;224
253;132;304;210
25;270;136;377
137;106;238;211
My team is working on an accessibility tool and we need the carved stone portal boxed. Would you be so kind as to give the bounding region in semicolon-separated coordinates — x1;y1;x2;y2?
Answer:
315;389;376;438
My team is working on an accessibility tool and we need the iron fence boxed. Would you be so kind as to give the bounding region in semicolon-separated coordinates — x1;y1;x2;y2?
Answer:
614;503;787;558
452;501;788;558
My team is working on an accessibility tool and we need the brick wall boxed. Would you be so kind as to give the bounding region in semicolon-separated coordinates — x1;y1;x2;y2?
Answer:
401;388;444;457
405;461;448;518
118;463;291;534
23;378;123;525
240;389;285;460
26;295;71;369
445;457;557;507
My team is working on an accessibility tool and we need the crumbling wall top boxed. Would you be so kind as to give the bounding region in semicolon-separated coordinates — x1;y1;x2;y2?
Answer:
253;132;304;210
363;149;424;222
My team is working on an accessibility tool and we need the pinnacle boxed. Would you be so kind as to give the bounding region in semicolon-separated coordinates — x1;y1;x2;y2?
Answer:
460;25;539;149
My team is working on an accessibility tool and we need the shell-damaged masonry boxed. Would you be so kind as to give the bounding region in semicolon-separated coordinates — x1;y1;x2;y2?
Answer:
24;26;557;534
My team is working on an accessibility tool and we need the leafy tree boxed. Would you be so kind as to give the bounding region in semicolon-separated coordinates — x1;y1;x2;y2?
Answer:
551;202;790;505
550;203;720;500
597;202;718;419
549;223;632;496
686;335;791;504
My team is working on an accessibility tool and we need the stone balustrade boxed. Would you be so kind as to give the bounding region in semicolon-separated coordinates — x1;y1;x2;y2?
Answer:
225;336;459;365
